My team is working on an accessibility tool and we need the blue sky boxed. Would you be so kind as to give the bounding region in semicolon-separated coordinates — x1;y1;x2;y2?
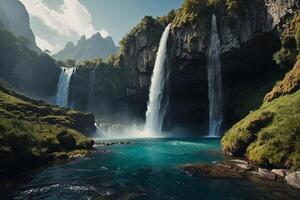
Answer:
19;0;183;53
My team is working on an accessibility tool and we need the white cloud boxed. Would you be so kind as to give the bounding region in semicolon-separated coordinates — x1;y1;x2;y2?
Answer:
20;0;109;52
35;36;54;52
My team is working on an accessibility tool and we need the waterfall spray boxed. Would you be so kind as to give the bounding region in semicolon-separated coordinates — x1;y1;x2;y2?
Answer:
207;14;223;137
55;67;75;107
145;24;171;135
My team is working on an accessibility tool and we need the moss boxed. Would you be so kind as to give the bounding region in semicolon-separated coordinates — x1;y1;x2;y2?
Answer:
264;59;300;102
222;89;300;170
226;0;239;16
0;85;94;171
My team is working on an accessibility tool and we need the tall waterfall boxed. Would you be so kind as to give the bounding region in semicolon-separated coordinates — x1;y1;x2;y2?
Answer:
88;69;96;112
55;67;75;107
207;14;223;137
145;23;171;134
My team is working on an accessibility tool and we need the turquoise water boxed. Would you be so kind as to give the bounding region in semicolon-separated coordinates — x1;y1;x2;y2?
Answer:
12;138;300;199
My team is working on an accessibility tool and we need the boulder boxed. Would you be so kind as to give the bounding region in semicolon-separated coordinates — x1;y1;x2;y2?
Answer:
257;168;276;180
271;169;287;177
285;171;300;189
56;130;76;151
236;163;252;170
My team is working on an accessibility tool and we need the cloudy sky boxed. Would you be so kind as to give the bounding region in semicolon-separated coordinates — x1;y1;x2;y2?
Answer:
19;0;183;53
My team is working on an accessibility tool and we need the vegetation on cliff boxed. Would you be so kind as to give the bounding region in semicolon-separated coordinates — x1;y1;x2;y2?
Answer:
265;60;300;102
172;0;214;27
0;84;95;171
119;16;165;54
222;60;300;170
274;12;300;69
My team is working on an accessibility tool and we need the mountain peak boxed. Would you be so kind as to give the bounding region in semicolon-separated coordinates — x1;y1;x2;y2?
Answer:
91;32;103;40
53;34;119;62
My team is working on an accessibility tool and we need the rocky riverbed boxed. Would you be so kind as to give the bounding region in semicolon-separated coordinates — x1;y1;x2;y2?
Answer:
179;159;300;190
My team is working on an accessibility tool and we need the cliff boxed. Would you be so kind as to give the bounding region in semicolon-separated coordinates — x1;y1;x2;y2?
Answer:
0;0;40;52
53;33;119;62
0;84;95;171
0;28;60;100
116;0;299;134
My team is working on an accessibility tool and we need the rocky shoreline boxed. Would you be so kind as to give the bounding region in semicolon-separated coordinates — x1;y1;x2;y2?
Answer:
179;159;300;190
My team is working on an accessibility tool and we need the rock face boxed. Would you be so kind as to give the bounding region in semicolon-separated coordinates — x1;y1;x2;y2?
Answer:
116;0;299;134
53;33;119;62
68;64;130;122
120;16;166;117
0;28;60;100
0;0;40;52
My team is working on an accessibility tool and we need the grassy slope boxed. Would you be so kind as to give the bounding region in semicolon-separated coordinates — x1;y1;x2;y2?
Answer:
222;61;300;170
0;85;94;171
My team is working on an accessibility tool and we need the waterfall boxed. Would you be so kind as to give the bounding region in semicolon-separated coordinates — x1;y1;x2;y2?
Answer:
145;23;171;134
88;69;96;112
55;67;75;107
207;14;223;137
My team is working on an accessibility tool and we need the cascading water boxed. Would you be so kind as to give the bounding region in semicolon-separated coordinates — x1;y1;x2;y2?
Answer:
207;14;223;137
145;23;171;135
55;67;75;107
88;69;96;112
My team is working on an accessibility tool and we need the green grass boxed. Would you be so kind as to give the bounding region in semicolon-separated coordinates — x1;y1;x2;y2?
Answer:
0;85;94;171
222;90;300;170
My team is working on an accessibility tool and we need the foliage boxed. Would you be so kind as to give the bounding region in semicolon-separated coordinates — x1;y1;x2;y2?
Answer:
157;9;176;27
273;13;300;69
172;0;214;27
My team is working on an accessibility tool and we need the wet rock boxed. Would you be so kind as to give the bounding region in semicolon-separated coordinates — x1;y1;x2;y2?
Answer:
230;159;249;165
257;168;276;180
69;154;84;159
95;141;132;146
285;171;300;189
271;169;287;177
236;163;252;170
179;163;245;179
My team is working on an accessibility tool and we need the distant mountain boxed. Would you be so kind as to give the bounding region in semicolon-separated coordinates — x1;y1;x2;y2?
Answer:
0;0;41;52
53;33;119;62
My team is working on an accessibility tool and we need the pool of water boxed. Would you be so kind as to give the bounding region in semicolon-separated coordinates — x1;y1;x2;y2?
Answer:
11;138;300;199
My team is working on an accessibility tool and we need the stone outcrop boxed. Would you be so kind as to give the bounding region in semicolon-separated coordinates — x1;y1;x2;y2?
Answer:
285;171;300;189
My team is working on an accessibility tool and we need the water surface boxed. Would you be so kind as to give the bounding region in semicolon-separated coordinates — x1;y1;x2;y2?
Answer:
13;138;300;200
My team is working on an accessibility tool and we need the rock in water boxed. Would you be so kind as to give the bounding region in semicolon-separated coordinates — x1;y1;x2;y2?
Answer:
57;131;76;150
258;168;276;180
285;172;300;189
